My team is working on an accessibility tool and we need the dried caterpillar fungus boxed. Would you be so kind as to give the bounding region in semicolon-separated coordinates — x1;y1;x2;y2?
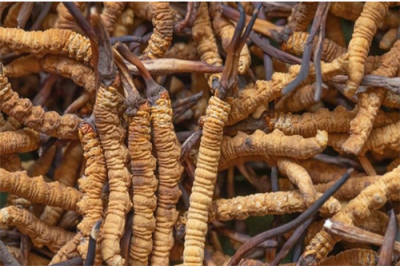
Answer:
28;146;56;177
277;158;318;208
5;245;50;266
141;2;173;60
2;3;22;28
275;83;327;113
210;3;251;74
0;27;93;66
218;129;328;171
128;103;158;266
228;54;348;125
0;206;75;252
165;42;199;61
184;96;231;266
0;128;39;155
101;2;126;34
345;2;391;97
76;123;107;257
94;85;131;266
288;2;319;32
150;93;184;266
192;2;223;88
50;232;82;264
208;191;340;222
112;7;134;37
301;165;400;264
0;168;81;210
380;28;397;50
341;40;400;155
55;3;86;33
282;32;347;63
0;72;81;139
4;55;96;93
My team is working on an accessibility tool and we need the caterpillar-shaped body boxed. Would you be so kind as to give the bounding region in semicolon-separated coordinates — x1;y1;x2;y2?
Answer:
0;168;81;211
94;86;131;266
150;94;183;266
0;206;75;252
141;2;173;60
128;103;158;266
184;96;230;266
76;123;107;261
0;27;92;65
0;74;81;139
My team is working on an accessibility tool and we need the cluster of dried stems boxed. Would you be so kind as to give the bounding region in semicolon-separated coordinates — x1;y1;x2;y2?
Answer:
0;2;399;266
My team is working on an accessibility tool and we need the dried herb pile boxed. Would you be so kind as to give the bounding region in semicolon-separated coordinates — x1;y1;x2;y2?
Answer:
0;2;399;266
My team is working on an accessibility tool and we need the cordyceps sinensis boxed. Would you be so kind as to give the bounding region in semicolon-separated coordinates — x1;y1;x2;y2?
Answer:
345;2;391;97
184;5;261;266
209;191;340;222
218;130;328;171
299;165;400;265
287;2;319;33
100;2;126;35
71;8;131;266
227;52;348;126
0;65;81;139
117;44;183;266
192;2;223;89
0;168;81;211
209;3;251;75
4;55;96;93
127;101;158;266
116;44;158;266
141;2;173;60
0;27;93;66
76;122;107;261
341;40;400;155
0;206;75;253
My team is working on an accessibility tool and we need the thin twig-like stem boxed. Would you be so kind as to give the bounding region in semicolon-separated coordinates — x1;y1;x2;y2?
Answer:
283;3;330;95
324;220;400;253
270;215;316;266
17;2;34;29
31;3;52;30
213;222;278;249
378;207;397;266
249;32;301;65
0;239;21;266
84;220;102;266
313;3;329;102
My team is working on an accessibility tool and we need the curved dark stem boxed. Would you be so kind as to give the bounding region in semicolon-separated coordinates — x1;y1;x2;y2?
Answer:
270;166;279;192
270;215;316;266
218;3;261;99
213;222;278;249
110;35;146;45
116;43;164;102
282;3;330;95
49;257;83;266
63;2;97;42
249;32;301;65
227;168;354;266
84;220;102;266
0;239;21;266
30;2;52;31
180;129;202;163
17;2;34;29
313;3;329;102
378;203;397;266
174;3;200;34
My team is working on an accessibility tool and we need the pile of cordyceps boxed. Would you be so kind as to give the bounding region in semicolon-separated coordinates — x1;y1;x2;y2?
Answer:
0;2;400;266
